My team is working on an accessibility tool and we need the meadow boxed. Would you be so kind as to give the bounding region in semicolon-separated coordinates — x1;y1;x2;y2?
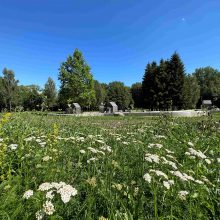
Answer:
0;112;219;220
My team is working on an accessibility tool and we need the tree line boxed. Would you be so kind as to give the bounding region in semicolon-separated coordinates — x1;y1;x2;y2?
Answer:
0;49;220;111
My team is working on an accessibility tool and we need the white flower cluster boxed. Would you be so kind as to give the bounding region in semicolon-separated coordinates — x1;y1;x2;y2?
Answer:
145;153;160;163
170;170;194;182
186;148;207;159
161;156;178;170
8;144;18;150
163;180;174;190
23;190;34;199
148;143;163;149
143;173;152;183
88;147;105;155
100;145;112;153
149;169;168;179
42;155;52;162
23;182;77;218
178;190;189;200
57;184;78;203
43;200;55;215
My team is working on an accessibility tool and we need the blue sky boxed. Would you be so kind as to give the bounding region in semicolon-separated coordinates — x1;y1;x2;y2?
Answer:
0;0;220;88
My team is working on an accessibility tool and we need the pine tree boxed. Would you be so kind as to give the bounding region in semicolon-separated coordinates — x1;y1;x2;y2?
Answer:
131;82;143;108
167;52;185;109
142;62;158;110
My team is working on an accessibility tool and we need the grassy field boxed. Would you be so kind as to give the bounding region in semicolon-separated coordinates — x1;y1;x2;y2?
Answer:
0;112;219;219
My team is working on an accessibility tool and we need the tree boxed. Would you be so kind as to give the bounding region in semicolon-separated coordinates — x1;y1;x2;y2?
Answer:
17;85;43;110
43;77;57;110
157;59;171;110
107;81;133;110
182;75;200;109
192;67;220;99
167;52;185;109
142;62;158;110
58;49;96;109
94;80;107;108
131;82;142;108
1;68;19;111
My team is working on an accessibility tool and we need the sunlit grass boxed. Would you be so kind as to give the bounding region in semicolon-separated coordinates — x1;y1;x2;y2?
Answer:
0;112;219;219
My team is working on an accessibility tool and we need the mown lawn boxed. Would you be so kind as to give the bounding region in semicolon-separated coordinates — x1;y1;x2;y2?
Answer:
0;112;219;219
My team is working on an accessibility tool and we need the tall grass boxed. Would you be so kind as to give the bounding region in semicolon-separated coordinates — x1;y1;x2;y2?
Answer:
0;112;219;219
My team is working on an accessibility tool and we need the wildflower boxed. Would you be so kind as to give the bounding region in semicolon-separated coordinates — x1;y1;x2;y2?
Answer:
39;142;46;147
112;160;119;167
188;148;206;159
205;159;211;164
170;171;188;182
194;180;204;184
154;135;166;139
161;157;177;170
112;183;123;191
100;145;112;152
87;157;98;163
163;181;171;189
134;187;139;196
57;184;77;203
143;173;151;183
43;201;55;215
38;182;53;191
24;136;36;142
86;177;97;187
165;149;174;154
46;191;54;200
178;191;189;200
188;142;194;147
35;210;44;220
96;139;105;144
145;153;160;163
8;144;18;150
88;147;98;153
148;143;163;149
150;170;168;179
79;149;86;154
23;190;34;199
42;156;52;162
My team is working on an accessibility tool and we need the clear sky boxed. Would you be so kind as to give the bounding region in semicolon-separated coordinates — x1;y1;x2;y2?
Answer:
0;0;220;88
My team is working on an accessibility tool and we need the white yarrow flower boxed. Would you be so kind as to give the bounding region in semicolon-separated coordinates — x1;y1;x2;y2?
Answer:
79;149;86;154
43;200;55;215
46;190;54;200
8;144;18;150
143;173;152;183
178;191;189;200
23;190;34;199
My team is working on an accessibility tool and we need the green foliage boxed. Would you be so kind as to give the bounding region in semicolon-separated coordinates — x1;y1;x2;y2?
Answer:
107;81;133;110
183;75;200;109
43;77;57;110
142;53;186;110
1;68;19;111
131;82;142;108
168;52;185;109
17;85;43;110
0;113;219;219
58;49;96;109
193;67;220;107
94;80;107;108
